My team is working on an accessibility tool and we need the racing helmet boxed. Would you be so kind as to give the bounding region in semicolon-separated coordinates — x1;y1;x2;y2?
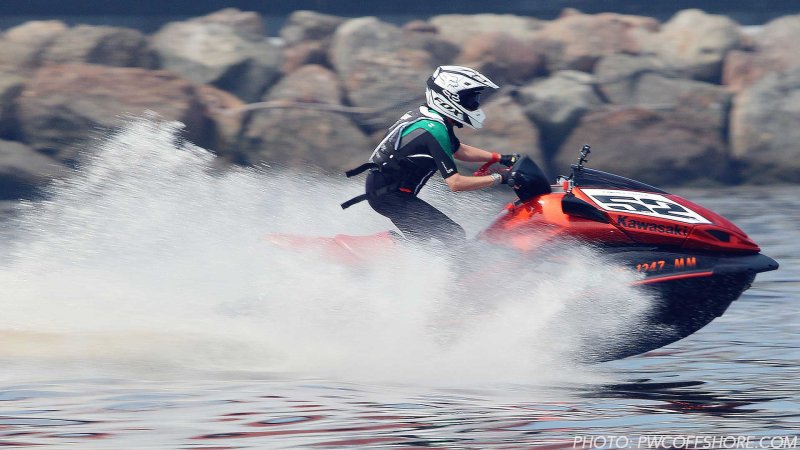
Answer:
425;65;499;129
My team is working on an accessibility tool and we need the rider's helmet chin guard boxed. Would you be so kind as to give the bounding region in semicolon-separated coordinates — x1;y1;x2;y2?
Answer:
425;65;499;130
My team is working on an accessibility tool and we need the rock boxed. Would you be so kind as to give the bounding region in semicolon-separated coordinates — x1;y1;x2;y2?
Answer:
533;11;658;72
515;70;603;155
0;72;25;138
280;10;344;46
595;54;731;130
458;95;545;166
0;20;68;70
264;64;343;105
556;107;729;185
753;14;800;53
646;77;730;131
429;14;543;44
403;26;460;66
722;50;783;94
329;17;436;130
40;25;157;68
240;108;370;172
455;32;546;86
281;41;329;73
253;15;364;170
729;66;800;182
723;15;800;92
195;84;245;154
192;8;266;40
152;9;281;102
17;64;213;164
3;20;68;49
640;9;743;82
594;54;678;103
279;11;344;74
0;139;68;199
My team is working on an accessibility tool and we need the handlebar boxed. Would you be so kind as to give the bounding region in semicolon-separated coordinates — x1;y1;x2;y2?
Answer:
473;161;495;177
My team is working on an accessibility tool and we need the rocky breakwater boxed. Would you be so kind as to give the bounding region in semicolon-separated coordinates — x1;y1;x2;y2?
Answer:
1;8;799;201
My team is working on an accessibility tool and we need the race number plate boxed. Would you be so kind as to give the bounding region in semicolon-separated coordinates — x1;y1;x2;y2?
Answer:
581;189;711;224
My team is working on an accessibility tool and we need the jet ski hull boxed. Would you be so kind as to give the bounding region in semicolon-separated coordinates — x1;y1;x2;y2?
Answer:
591;251;778;360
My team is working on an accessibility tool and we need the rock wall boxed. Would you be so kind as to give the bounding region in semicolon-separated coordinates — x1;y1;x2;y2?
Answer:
1;7;799;199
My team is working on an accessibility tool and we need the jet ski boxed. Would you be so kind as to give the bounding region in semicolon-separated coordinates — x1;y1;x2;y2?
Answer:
267;145;779;360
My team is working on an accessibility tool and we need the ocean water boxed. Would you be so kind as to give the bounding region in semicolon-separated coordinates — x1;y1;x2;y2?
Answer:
0;119;797;448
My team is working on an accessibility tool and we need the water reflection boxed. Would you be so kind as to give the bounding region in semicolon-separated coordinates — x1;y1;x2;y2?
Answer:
584;379;776;416
0;374;794;448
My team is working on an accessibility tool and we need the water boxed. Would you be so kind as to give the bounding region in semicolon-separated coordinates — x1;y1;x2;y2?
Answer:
0;119;797;448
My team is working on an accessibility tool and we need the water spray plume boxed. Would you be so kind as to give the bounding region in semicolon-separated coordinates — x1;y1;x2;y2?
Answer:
0;117;650;385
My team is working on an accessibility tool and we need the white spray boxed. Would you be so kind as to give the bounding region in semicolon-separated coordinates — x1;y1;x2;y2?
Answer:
0;118;652;385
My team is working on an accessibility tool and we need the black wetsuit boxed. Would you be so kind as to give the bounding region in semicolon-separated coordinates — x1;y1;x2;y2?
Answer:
364;106;466;243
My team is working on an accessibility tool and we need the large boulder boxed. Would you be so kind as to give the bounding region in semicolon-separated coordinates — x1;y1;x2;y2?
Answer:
280;10;344;46
455;32;546;86
640;9;743;82
594;54;678;103
195;84;245;155
729;67;800;182
191;8;266;39
458;95;545;166
40;25;157;68
723;50;785;94
281;41;329;74
263;64;343;105
279;10;345;73
533;11;658;72
515;70;603;155
723;15;800;92
754;14;800;49
429;14;543;45
402;22;460;66
17;64;213;165
329;17;436;130
240;108;370;172
0;20;68;70
242;65;368;170
152;9;281;102
595;54;731;131
556;107;729;185
0;139;68;199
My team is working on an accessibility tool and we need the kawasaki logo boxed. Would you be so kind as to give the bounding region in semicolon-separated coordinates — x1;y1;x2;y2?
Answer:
617;216;689;236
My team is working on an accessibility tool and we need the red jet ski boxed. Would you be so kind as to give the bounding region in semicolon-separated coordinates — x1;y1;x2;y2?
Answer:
267;145;779;360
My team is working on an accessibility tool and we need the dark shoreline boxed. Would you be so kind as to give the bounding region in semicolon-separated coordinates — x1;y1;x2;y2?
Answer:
1;0;798;23
0;3;795;36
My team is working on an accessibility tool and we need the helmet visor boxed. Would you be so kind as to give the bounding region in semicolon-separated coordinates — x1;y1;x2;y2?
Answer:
459;88;484;111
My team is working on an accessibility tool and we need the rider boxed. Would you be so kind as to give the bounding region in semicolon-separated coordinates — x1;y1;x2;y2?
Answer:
341;65;519;243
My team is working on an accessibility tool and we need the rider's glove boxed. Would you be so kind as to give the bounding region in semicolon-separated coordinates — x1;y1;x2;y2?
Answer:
499;154;520;167
491;171;512;185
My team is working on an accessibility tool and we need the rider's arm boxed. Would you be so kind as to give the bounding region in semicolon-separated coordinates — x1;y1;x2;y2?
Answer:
422;127;503;192
453;143;498;163
444;173;499;192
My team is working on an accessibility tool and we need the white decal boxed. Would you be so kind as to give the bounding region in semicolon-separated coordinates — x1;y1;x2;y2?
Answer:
581;189;711;224
441;160;454;174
